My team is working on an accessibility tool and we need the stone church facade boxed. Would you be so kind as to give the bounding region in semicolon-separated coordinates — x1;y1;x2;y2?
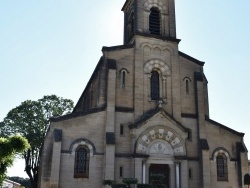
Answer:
38;0;248;187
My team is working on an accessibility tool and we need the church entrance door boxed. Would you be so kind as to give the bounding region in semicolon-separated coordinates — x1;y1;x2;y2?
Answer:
149;164;170;188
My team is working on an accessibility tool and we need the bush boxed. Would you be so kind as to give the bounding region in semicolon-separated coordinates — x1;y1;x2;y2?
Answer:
103;179;116;186
122;178;138;188
137;183;152;188
111;183;127;188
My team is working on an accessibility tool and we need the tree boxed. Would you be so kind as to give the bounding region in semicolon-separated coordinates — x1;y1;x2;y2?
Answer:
0;135;30;186
8;176;31;188
244;173;250;188
0;95;74;188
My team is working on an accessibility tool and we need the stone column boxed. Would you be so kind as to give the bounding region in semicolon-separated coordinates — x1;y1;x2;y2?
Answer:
50;129;62;188
104;60;117;181
134;158;143;183
162;76;167;99
175;162;180;188
180;160;188;188
142;160;146;184
202;150;211;188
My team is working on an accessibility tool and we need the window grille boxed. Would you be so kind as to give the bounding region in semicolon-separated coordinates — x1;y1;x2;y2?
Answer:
216;154;228;181
149;8;161;35
74;146;89;178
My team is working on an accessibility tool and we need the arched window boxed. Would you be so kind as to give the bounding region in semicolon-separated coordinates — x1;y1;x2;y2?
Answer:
216;153;228;181
122;71;126;87
149;7;161;35
186;80;189;94
120;69;129;88
151;71;160;100
74;146;90;178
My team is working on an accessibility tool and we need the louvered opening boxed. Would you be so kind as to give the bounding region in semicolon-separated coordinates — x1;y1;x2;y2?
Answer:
149;7;161;35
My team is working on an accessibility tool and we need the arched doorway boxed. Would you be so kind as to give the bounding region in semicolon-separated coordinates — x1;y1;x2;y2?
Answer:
149;164;170;188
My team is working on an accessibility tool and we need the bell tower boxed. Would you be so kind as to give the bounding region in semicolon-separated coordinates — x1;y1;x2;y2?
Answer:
122;0;177;44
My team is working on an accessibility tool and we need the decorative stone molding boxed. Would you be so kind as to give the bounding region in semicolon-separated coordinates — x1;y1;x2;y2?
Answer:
212;147;231;161
141;42;174;55
54;129;62;142
144;0;168;14
135;126;186;156
69;138;95;156
106;132;115;145
144;59;171;76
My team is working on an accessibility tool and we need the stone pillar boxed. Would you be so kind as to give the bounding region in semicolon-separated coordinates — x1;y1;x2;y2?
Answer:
170;164;176;188
162;76;166;99
202;150;211;188
142;160;146;184
180;160;188;188
50;129;62;188
175;162;180;188
195;73;207;139
134;45;145;118
104;60;117;181
134;158;143;183
171;49;181;122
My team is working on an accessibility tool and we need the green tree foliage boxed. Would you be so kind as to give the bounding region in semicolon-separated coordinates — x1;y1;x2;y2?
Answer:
0;95;74;188
244;173;250;188
122;178;138;188
0;135;30;186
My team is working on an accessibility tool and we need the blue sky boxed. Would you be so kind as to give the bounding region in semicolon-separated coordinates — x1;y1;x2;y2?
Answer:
1;0;250;178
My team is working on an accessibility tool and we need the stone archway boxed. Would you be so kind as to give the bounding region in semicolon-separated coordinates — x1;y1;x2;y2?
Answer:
134;126;186;187
135;126;186;156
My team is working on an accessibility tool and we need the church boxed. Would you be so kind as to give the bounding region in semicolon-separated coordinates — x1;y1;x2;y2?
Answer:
38;0;249;187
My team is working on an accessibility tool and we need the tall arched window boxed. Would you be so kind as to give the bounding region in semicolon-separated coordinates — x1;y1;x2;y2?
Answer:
185;80;190;95
122;71;126;87
149;7;161;35
151;71;160;100
216;154;228;181
74;146;90;178
120;69;129;88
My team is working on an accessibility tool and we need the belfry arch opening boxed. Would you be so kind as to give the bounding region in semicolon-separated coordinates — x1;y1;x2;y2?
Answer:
149;7;161;35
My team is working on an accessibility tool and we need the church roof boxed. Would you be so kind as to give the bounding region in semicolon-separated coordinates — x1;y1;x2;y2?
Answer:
179;51;205;66
102;43;134;51
205;116;245;137
50;104;107;122
128;108;188;132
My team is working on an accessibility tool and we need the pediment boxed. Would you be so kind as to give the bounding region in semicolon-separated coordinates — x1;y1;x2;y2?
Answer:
129;109;188;156
129;109;188;134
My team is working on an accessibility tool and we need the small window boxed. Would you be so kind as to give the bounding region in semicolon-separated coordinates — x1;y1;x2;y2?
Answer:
151;71;160;100
120;69;128;88
186;80;189;94
149;7;161;35
189;168;192;179
120;166;123;178
122;71;126;87
120;124;124;136
183;77;191;95
216;153;228;181
74;146;90;178
187;129;192;141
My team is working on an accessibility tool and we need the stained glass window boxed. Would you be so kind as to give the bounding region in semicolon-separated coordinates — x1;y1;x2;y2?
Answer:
74;146;89;178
